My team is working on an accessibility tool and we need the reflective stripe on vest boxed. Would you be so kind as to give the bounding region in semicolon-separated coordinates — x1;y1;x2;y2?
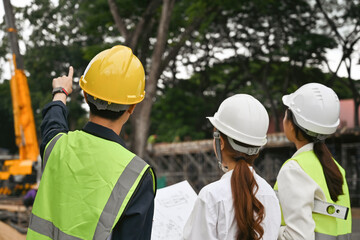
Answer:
29;154;148;239
28;214;82;240
42;133;63;171
315;232;351;240
93;155;147;239
274;190;348;220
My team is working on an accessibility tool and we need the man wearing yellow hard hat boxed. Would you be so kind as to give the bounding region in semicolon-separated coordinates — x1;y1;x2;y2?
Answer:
27;45;156;240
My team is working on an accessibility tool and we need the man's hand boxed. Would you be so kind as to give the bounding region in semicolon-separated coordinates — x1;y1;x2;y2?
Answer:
53;66;74;94
52;66;74;104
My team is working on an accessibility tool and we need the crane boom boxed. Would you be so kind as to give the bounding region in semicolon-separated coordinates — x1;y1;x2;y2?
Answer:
0;0;39;195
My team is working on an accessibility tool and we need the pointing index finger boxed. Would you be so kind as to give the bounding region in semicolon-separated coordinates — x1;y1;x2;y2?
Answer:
68;66;74;79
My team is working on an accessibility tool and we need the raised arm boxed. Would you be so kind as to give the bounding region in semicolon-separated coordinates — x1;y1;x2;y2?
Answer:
39;66;74;158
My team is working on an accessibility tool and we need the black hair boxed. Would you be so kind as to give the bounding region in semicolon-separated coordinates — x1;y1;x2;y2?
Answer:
88;101;126;121
286;109;343;202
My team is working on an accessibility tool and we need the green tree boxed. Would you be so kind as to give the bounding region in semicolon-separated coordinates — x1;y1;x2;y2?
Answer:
150;57;353;142
314;0;360;126
103;0;222;156
173;0;340;131
21;0;91;131
150;60;253;142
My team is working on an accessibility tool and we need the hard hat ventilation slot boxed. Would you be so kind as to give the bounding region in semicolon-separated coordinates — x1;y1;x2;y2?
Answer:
312;88;323;100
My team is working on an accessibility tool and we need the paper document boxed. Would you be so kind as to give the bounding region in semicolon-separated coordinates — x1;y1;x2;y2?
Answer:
151;180;197;240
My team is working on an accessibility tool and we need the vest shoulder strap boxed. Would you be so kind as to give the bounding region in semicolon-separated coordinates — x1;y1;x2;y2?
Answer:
42;133;65;171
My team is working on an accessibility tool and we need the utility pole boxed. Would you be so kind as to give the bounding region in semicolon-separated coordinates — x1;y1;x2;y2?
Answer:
3;0;24;70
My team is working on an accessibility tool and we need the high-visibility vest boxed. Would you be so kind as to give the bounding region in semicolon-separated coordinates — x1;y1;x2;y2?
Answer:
27;131;156;240
274;151;352;240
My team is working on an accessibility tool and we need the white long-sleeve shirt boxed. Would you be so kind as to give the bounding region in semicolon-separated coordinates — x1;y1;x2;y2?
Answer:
183;167;281;240
277;143;328;240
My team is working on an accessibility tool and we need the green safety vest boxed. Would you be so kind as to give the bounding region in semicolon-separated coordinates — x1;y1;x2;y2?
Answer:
274;151;352;240
27;131;156;240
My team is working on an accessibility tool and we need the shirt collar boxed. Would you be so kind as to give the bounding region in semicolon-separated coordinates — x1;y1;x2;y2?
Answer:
82;121;127;148
292;142;314;158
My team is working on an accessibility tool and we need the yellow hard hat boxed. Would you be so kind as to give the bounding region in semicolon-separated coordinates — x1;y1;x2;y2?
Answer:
80;45;145;105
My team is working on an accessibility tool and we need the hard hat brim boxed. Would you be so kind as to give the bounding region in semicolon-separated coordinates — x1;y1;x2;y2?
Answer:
207;116;267;147
291;111;339;135
282;94;291;107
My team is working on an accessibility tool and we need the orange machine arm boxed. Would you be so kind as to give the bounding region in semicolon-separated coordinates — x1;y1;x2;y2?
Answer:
10;54;39;162
0;0;40;191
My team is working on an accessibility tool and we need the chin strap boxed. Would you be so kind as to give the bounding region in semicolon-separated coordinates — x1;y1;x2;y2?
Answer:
213;130;228;172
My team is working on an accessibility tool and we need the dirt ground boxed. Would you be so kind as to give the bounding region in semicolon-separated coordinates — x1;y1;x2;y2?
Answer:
0;222;25;240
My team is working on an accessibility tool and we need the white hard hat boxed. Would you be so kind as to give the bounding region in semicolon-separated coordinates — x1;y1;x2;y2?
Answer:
207;94;269;147
282;83;340;135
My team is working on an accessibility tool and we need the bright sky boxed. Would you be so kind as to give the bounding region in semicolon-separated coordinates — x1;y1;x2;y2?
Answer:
0;0;359;81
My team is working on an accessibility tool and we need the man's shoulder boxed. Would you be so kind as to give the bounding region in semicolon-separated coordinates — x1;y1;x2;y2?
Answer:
133;157;156;194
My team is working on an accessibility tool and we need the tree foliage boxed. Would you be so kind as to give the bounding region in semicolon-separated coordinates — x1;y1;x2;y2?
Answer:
150;56;353;143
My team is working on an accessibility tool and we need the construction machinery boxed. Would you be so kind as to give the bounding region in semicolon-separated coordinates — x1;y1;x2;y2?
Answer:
0;0;40;196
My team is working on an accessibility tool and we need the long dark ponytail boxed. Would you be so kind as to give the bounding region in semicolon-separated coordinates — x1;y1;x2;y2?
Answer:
286;109;343;202
221;132;265;240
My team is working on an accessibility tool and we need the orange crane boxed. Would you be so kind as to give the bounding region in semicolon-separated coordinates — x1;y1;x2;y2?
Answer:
0;0;40;196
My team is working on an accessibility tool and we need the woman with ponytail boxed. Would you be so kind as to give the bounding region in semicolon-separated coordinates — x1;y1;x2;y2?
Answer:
183;94;281;240
275;83;352;239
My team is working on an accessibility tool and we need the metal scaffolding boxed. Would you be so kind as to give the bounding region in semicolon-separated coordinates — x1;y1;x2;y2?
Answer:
147;131;360;207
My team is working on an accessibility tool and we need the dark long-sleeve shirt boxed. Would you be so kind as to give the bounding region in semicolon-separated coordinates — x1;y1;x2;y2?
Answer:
40;101;155;240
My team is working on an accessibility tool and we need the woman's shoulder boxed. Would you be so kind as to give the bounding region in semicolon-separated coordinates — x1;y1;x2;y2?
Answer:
279;159;303;172
198;175;232;202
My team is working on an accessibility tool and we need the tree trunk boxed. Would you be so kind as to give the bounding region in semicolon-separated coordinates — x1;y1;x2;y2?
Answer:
107;0;128;38
132;0;175;158
108;0;208;157
261;62;281;132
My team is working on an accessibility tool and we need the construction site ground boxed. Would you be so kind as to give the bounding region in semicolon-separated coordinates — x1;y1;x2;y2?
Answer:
0;221;25;240
0;197;28;240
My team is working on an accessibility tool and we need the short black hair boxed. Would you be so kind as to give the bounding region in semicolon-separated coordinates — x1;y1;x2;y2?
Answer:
88;101;126;120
